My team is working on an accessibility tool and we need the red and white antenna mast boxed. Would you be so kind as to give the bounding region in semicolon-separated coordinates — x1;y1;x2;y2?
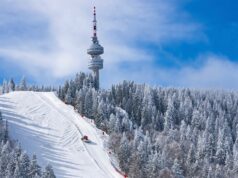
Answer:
87;6;104;90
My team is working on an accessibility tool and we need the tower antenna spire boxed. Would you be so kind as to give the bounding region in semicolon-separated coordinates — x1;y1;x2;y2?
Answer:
93;6;97;38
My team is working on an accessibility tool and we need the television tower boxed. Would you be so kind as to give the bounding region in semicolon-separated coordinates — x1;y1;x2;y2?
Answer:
87;6;104;90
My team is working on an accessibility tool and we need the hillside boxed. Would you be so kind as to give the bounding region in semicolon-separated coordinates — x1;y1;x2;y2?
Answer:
0;91;122;178
58;75;238;178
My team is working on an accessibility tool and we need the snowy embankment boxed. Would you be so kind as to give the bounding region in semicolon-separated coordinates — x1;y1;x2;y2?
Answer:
0;91;123;178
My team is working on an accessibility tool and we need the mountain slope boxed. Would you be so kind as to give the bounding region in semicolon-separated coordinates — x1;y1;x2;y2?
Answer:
0;91;122;178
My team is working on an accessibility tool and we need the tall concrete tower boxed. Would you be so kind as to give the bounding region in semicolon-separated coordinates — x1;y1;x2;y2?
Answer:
87;7;104;90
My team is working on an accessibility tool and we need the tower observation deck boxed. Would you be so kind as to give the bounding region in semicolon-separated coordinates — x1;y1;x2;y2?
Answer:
87;7;104;90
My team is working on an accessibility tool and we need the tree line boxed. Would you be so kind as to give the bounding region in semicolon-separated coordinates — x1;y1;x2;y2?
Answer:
59;72;238;178
3;73;238;177
1;77;55;94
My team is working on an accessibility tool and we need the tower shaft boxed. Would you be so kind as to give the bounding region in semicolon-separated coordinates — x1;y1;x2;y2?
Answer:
93;69;99;89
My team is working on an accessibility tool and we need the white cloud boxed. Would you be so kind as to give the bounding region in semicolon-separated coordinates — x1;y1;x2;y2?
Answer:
0;0;204;84
177;55;238;89
106;55;238;90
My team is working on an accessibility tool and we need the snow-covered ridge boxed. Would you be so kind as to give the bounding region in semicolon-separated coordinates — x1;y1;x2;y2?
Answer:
0;91;122;178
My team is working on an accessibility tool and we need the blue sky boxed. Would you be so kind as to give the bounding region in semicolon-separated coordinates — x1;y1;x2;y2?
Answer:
0;0;238;89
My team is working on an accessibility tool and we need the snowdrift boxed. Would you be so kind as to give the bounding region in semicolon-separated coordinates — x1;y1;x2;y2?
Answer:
0;91;122;178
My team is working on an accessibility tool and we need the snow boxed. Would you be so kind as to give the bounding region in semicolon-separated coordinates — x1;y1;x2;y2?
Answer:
0;91;123;178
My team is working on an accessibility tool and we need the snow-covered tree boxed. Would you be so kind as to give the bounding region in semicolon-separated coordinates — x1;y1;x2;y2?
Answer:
118;133;131;173
57;74;238;178
65;87;73;104
84;88;93;118
2;80;8;94
29;154;41;177
164;98;176;131
19;152;30;176
172;159;184;178
19;76;27;91
8;78;15;92
42;164;56;178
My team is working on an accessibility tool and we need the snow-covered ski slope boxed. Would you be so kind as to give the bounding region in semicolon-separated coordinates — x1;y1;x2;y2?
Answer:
0;91;122;178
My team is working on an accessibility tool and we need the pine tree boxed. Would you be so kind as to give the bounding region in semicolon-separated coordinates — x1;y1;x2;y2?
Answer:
128;146;145;178
215;129;226;165
75;90;85;115
172;158;184;178
2;80;8;94
4;120;8;143
84;88;93;118
58;86;63;100
191;109;201;129
42;164;56;178
233;137;238;175
96;101;106;128
187;145;195;166
207;166;214;178
19;152;30;176
13;164;20;178
118;133;130;173
62;80;69;100
65;87;73;104
146;152;161;178
29;154;41;177
8;78;15;92
0;141;11;175
19;76;27;91
164;98;176;132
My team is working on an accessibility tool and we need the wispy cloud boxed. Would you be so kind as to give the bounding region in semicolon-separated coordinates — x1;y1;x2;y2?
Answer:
108;54;238;90
176;55;238;89
0;0;204;85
